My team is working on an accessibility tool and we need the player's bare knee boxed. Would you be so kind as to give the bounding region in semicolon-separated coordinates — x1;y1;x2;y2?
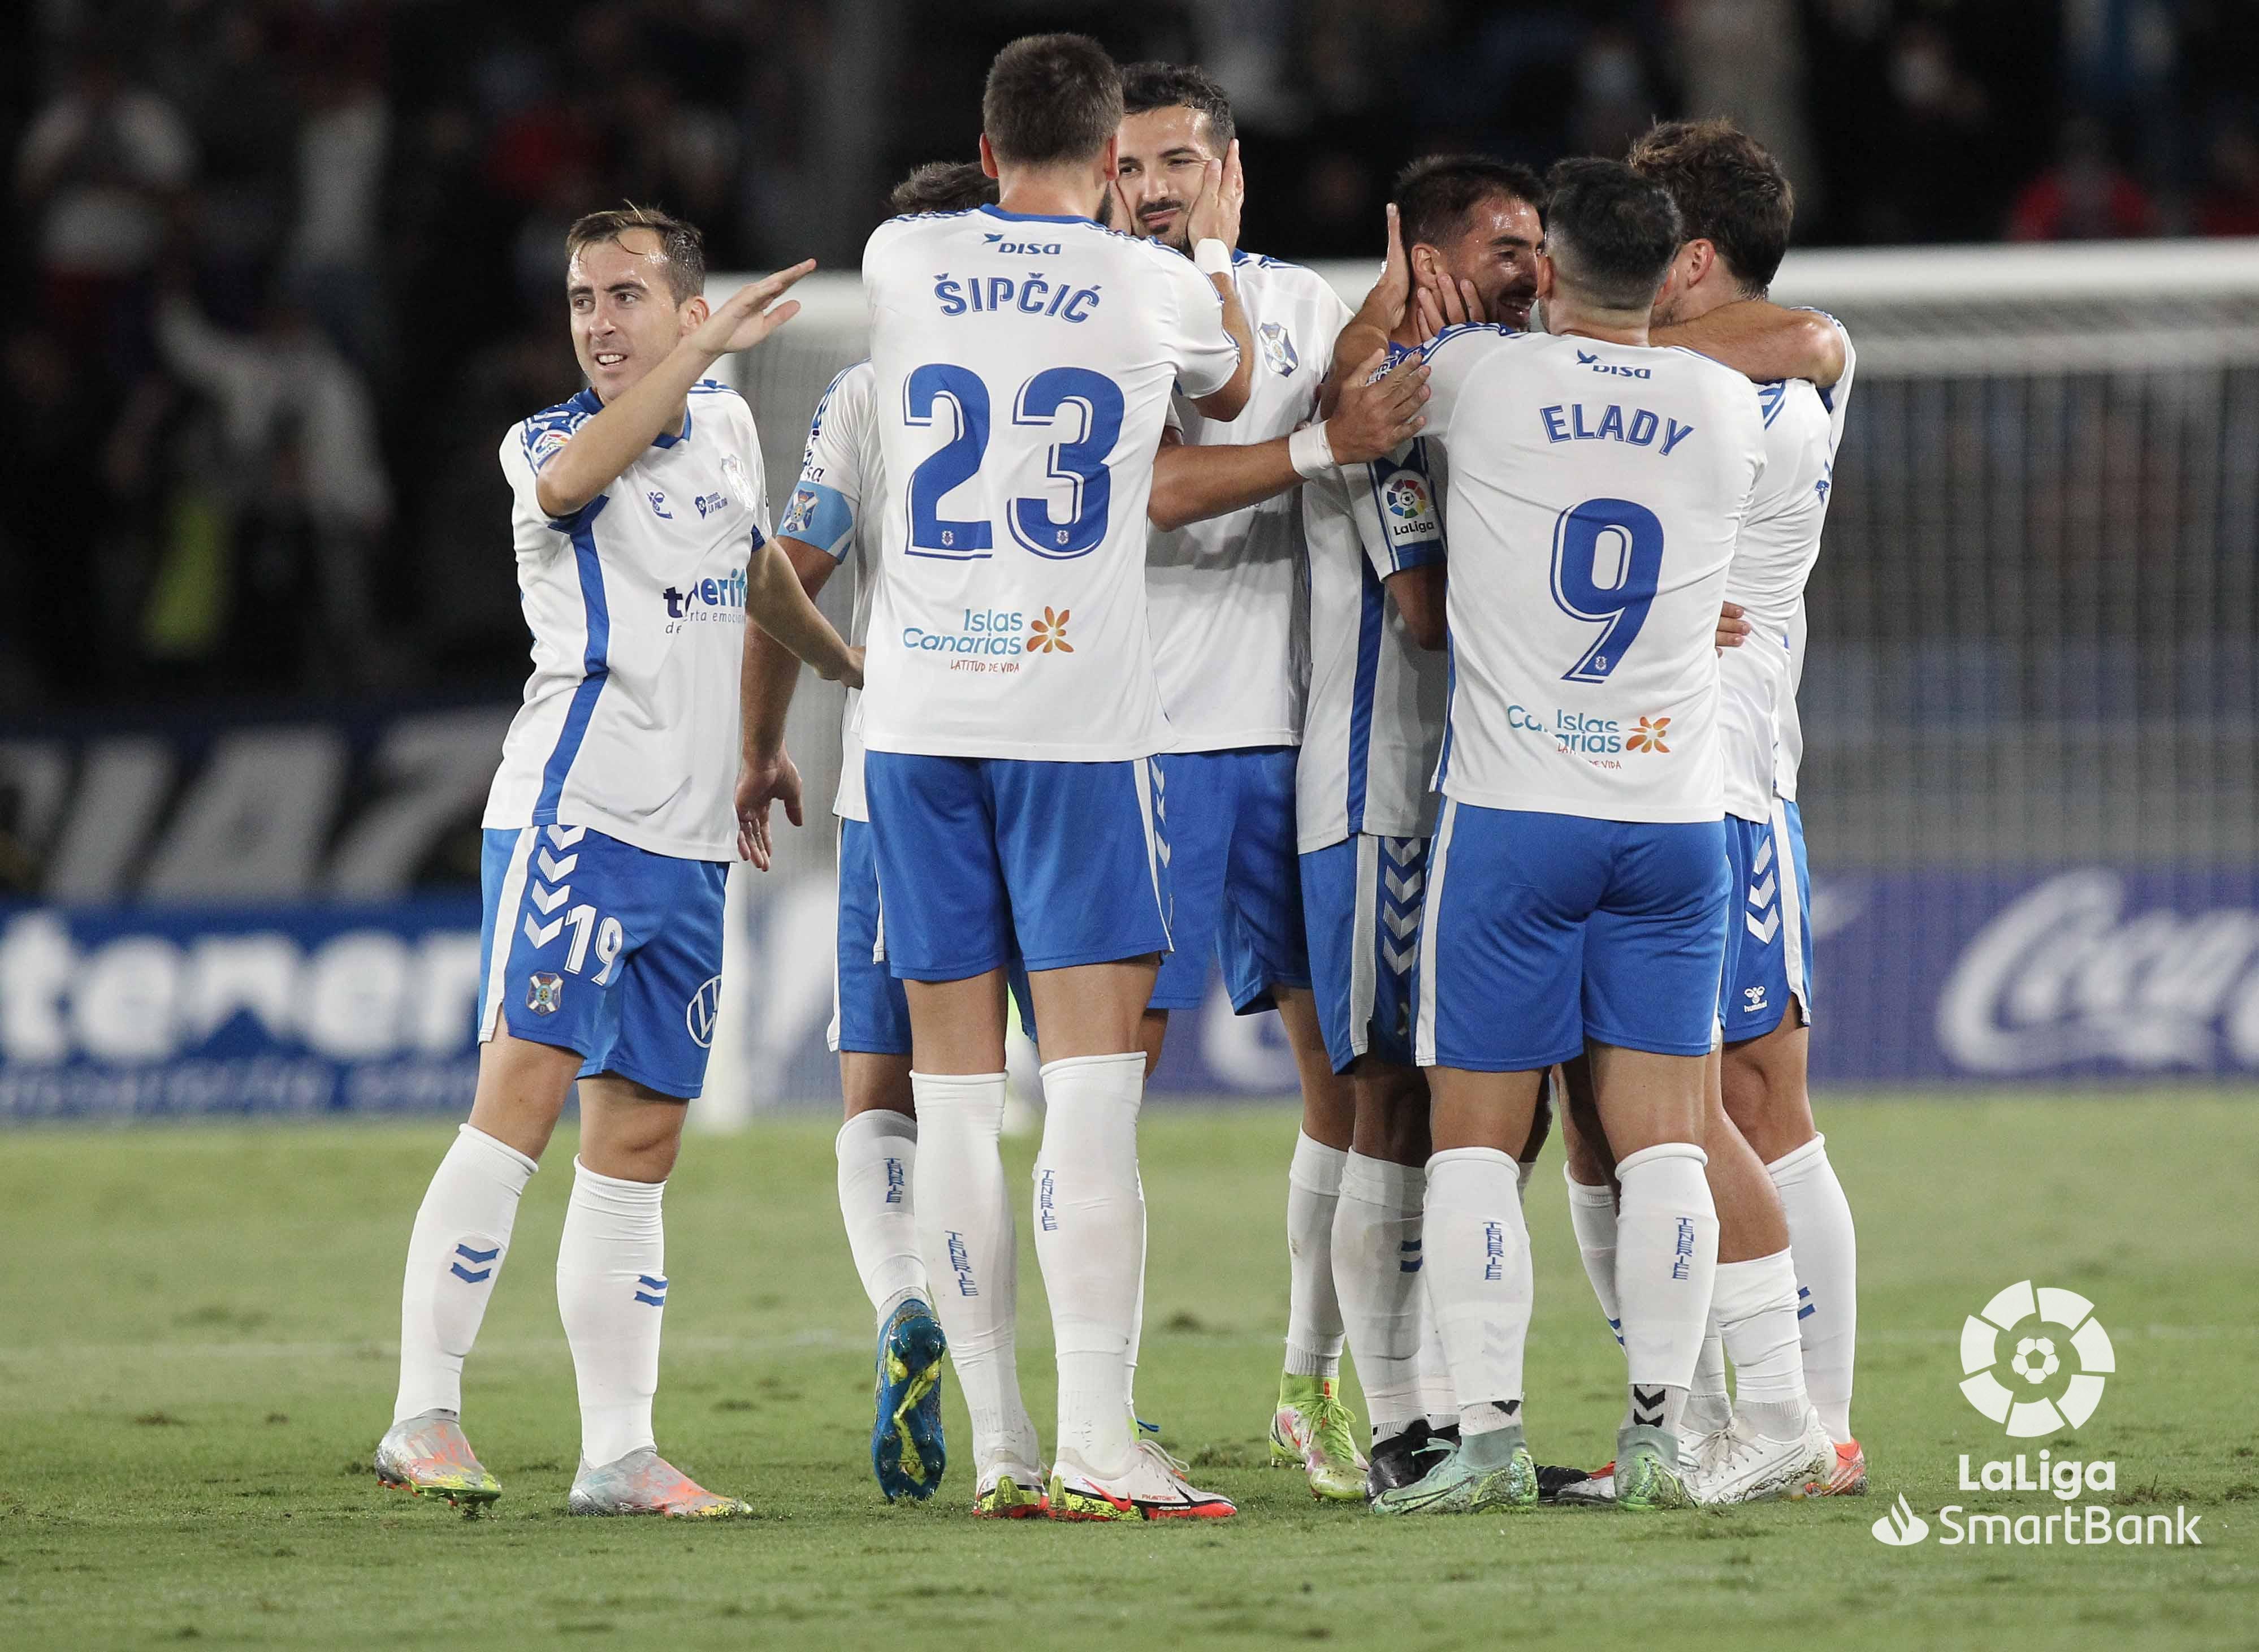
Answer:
466;1032;583;1162
841;1053;915;1120
1720;1022;1816;1164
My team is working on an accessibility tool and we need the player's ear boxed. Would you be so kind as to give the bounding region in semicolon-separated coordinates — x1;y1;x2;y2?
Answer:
977;134;1001;181
680;294;710;335
1098;131;1120;183
1533;250;1557;302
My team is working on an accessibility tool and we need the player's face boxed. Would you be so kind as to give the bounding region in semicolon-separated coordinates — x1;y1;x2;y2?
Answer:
1114;105;1219;250
566;230;698;402
1425;194;1544;330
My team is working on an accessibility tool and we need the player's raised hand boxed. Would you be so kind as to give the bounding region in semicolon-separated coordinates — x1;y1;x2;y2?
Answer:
693;259;817;358
1354;202;1413;336
1715;601;1752;652
734;747;804;870
1186;139;1244;252
1325;348;1429;465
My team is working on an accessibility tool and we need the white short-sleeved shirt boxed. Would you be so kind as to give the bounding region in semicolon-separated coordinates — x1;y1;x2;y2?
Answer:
1715;317;1855;819
858;204;1241;762
1768;326;1855;804
484;380;769;861
1419;326;1768;824
1146;252;1352;752
775;361;885;821
1299;421;1451;851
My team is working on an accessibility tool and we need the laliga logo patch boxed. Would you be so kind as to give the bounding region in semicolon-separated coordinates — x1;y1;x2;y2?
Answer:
685;975;723;1048
526;972;564;1015
1257;321;1299;377
1961;1280;2114;1436
530;427;569;469
1384;473;1430;522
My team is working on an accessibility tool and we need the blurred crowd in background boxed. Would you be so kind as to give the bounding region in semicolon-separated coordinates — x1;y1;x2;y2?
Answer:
5;0;2257;714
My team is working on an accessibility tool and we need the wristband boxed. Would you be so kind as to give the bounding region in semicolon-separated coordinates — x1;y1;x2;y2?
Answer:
1193;238;1232;277
1288;422;1336;481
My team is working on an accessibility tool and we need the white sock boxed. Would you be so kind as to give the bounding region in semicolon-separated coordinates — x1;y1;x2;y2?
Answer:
1284;1132;1348;1378
1126;1171;1147;1415
836;1109;926;1327
1564;1170;1624;1348
1614;1141;1718;1432
1685;1327;1731;1441
1768;1133;1858;1441
912;1071;1038;1477
1332;1152;1426;1442
1713;1248;1810;1441
1417;1296;1457;1431
556;1159;667;1467
1033;1053;1145;1477
1423;1147;1531;1439
394;1123;536;1423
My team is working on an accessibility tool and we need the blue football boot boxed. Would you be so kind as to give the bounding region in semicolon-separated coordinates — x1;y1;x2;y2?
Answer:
872;1298;948;1500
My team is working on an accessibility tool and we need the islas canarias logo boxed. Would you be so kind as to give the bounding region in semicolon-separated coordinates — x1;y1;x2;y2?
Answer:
1027;607;1073;654
1625;715;1671;754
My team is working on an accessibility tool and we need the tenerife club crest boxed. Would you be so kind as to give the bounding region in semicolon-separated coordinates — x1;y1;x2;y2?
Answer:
1257;321;1299;377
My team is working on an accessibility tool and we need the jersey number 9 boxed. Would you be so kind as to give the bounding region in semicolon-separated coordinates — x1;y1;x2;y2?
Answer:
1550;496;1663;683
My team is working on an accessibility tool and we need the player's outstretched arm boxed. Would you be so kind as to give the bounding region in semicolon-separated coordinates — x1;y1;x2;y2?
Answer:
535;260;816;519
1148;349;1428;531
1652;299;1845;389
746;534;860;689
1184;142;1256;423
735;536;839;868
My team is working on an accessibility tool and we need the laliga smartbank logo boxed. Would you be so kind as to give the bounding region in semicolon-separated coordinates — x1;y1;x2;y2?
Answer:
1871;1281;2203;1549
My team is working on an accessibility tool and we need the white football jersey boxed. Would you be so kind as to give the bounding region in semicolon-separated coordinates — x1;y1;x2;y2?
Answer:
1147;252;1352;751
485;379;768;860
1421;326;1767;823
1767;325;1855;804
1299;428;1451;851
1716;323;1856;818
859;204;1241;761
776;361;886;821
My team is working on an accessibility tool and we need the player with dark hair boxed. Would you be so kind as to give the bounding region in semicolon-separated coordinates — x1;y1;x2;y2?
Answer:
1107;58;1385;1503
1625;116;1864;1503
1301;158;1548;1498
373;209;857;1517
1369;159;1769;1515
854;32;1258;1522
739;142;1423;1511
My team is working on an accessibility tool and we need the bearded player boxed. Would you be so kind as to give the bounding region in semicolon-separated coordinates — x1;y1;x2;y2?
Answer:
1112;60;1374;1501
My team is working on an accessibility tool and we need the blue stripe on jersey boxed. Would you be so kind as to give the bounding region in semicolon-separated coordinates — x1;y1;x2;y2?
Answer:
534;498;613;823
1757;379;1789;428
1344;556;1387;836
1435;634;1458;788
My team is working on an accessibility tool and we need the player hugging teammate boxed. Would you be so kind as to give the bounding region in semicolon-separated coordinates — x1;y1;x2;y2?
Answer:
371;31;1861;1525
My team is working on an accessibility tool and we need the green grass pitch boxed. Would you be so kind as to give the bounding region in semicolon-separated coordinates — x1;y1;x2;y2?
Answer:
1;1096;2254;1651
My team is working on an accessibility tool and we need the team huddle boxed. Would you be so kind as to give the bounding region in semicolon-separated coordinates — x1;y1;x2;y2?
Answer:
372;32;1863;1523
